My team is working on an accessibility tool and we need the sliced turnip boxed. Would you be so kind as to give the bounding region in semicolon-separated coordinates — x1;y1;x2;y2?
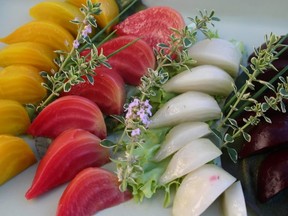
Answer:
222;181;247;216
163;65;234;96
149;91;221;128
188;38;242;77
160;138;222;184
154;122;211;162
173;164;236;216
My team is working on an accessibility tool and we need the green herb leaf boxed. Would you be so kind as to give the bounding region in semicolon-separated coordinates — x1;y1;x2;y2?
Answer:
224;133;234;143
226;147;238;163
101;139;116;148
279;87;288;97
86;74;94;85
183;37;193;48
63;82;71;92
242;131;251;142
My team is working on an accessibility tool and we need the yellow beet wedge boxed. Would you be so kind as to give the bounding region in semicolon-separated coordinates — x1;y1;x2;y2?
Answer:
0;99;31;135
0;65;47;104
0;42;57;73
66;0;119;32
0;135;37;186
29;1;84;36
0;20;75;52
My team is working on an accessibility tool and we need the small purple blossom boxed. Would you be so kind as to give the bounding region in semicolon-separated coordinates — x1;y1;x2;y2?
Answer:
131;128;141;137
81;24;92;38
73;40;80;49
143;99;152;116
125;98;152;128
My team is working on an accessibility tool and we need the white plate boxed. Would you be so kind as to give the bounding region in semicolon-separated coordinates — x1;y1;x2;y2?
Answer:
0;0;287;215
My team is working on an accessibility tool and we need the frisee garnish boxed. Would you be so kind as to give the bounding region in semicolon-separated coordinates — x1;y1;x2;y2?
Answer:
104;10;220;205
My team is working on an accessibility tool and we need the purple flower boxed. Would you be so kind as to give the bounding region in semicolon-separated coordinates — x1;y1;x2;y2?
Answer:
73;40;80;49
131;128;141;137
125;98;152;128
81;24;92;38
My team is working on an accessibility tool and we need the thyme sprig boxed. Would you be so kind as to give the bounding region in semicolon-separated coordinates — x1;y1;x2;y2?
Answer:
217;33;288;162
34;0;139;112
112;10;219;199
36;1;106;111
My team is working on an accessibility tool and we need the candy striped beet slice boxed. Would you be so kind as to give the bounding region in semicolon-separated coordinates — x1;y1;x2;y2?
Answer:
56;167;132;216
27;95;107;139
25;129;110;199
98;35;155;85
60;65;126;115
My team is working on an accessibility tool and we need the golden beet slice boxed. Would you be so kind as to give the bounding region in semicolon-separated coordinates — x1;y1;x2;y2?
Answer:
0;20;74;51
0;42;57;73
29;1;84;36
0;99;31;135
0;65;47;104
0;135;36;185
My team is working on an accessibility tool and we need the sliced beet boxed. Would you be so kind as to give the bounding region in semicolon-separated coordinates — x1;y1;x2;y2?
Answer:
257;149;288;202
240;113;288;158
27;95;107;139
113;6;185;50
25;129;110;199
60;65;126;115
98;35;155;85
56;167;132;216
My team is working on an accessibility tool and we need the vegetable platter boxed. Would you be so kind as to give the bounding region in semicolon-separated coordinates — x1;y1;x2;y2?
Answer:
0;0;287;216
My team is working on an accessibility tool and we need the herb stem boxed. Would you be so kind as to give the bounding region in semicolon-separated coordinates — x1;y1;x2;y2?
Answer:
223;34;287;113
106;37;141;59
221;120;251;148
219;72;254;128
230;65;288;120
219;34;281;128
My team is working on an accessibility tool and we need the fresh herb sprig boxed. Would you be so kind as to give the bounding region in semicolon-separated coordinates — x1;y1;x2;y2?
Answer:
35;1;107;111
216;33;288;162
110;10;220;204
33;0;138;112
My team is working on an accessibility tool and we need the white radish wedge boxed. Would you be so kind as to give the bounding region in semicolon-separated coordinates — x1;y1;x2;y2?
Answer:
163;65;234;96
188;38;242;77
172;164;236;216
159;138;222;184
149;91;221;128
222;181;247;216
154;122;211;162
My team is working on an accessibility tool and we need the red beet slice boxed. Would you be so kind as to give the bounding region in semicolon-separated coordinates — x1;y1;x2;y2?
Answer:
57;167;132;216
98;35;155;85
60;65;126;115
27;95;107;139
113;6;185;50
25;129;110;199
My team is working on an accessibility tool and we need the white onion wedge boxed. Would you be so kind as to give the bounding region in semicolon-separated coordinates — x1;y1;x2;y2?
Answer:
163;65;234;96
149;91;221;128
222;181;247;216
172;164;236;216
154;122;211;162
159;138;222;184
188;38;242;77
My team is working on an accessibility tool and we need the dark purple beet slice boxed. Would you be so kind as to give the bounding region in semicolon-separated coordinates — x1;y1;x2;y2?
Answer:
240;113;288;158
257;149;288;202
